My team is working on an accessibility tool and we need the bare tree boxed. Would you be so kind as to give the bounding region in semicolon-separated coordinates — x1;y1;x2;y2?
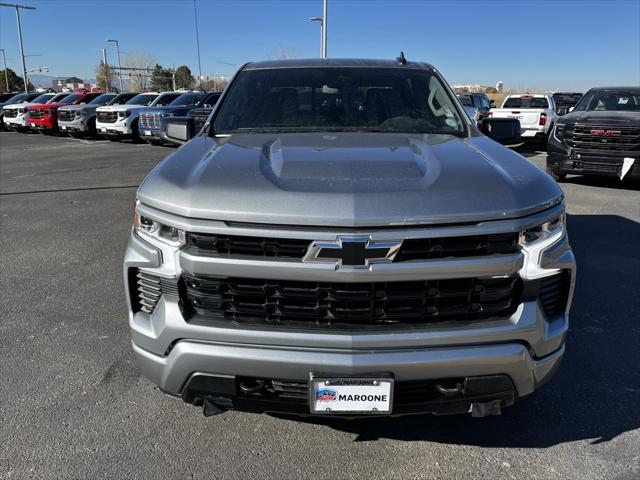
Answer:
123;51;156;92
95;61;116;92
270;46;300;60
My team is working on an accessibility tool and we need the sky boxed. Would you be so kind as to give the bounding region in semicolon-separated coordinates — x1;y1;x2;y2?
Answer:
1;0;639;91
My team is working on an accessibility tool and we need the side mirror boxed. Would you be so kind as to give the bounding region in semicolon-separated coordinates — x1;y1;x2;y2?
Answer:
489;100;496;107
160;116;196;145
480;117;522;146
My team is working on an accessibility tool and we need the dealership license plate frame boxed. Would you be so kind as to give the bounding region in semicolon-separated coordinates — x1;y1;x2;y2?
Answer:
308;374;394;415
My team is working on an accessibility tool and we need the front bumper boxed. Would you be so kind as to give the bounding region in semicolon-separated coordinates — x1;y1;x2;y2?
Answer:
140;127;162;141
3;114;28;128
548;142;640;179
124;204;575;415
28;118;56;131
96;121;131;136
59;118;88;133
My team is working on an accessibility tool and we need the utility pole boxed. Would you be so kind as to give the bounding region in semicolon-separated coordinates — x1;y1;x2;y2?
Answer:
105;39;123;91
0;2;37;93
193;0;203;90
0;48;9;92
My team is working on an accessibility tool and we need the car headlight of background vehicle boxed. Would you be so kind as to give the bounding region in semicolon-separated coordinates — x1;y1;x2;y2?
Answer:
553;123;565;141
118;111;130;119
133;207;185;246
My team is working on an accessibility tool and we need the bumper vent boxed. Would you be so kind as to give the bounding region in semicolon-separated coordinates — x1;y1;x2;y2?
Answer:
538;271;571;316
182;275;522;328
131;270;179;314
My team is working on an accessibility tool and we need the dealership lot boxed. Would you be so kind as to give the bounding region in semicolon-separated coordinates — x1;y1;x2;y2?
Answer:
0;132;639;479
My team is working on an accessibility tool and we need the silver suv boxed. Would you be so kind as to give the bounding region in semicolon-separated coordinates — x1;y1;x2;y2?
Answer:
124;58;575;418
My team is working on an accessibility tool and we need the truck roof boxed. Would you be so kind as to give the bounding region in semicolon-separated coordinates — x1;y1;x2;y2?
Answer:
244;58;435;71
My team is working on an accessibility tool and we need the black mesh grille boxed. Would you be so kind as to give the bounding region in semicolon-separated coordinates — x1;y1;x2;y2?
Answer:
97;111;118;123
185;232;519;261
28;109;44;119
538;271;571;316
182;275;522;328
58;110;75;122
3;109;18;118
566;124;640;152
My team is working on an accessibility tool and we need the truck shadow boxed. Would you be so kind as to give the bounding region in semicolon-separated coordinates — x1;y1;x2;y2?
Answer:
563;176;640;191
278;214;640;447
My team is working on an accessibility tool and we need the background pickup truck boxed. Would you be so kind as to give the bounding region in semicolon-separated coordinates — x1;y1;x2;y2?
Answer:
490;94;557;146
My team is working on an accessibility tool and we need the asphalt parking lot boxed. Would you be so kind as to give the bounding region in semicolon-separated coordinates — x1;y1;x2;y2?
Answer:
1;131;639;480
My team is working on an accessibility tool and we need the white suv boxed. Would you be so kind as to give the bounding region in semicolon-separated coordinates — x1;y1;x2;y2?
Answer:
95;92;181;141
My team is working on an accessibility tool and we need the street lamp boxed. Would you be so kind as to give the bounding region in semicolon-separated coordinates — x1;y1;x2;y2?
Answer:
105;38;123;91
0;48;9;92
0;2;37;93
218;62;237;72
309;0;328;59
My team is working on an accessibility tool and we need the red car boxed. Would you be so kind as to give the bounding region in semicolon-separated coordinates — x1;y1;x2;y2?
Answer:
26;92;101;133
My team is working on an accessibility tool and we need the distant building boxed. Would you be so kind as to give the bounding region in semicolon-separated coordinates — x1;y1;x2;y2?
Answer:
496;81;504;93
52;76;100;93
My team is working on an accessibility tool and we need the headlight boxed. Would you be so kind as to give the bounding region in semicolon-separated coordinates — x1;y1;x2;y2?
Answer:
134;208;185;246
553;123;565;141
520;213;565;246
118;111;130;118
76;110;86;118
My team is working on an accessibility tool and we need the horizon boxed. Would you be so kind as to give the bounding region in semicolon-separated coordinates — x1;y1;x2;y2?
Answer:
1;0;639;92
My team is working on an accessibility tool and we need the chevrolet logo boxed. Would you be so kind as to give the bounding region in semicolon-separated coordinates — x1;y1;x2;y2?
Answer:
303;236;402;268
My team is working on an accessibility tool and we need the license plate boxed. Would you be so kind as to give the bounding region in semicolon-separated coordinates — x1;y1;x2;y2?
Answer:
144;130;152;136
61;125;67;130
100;128;107;132
309;376;393;414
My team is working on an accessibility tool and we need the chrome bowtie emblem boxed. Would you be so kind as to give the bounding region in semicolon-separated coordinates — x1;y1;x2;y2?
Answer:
303;236;402;268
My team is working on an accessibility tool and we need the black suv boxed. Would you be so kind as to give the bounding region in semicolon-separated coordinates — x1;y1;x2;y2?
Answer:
547;87;640;181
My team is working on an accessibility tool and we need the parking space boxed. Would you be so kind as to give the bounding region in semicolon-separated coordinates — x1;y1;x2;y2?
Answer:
1;131;639;480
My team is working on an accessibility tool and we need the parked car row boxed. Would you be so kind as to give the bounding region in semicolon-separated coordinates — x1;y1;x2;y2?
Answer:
1;90;222;147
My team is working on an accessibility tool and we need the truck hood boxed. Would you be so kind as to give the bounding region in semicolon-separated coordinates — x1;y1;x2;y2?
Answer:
97;104;147;113
59;104;99;113
27;103;66;110
3;102;39;110
140;105;197;115
137;132;562;227
559;110;640;126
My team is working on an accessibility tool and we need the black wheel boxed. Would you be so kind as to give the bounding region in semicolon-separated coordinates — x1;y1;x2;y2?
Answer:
547;168;566;182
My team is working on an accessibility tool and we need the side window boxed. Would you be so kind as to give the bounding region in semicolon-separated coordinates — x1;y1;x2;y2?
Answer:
480;97;491;111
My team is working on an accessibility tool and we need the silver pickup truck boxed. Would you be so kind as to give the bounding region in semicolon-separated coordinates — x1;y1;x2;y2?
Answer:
124;58;575;418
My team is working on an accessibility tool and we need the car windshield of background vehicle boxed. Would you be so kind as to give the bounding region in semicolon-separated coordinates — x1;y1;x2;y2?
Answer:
126;94;158;105
109;93;136;105
503;97;549;108
89;94;115;105
48;94;69;103
553;93;582;106
458;95;473;106
5;93;27;104
154;93;181;106
31;94;54;104
574;90;640;112
60;94;82;104
213;67;467;136
169;92;204;106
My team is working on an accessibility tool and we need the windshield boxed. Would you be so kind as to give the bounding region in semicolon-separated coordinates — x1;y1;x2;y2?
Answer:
31;94;54;104
153;93;181;106
126;94;158;106
48;93;69;103
60;94;82;104
553;93;582;106
503;97;549;109
574;90;640;112
169;92;204;106
213;67;467;136
4;93;27;104
458;95;472;106
88;94;115;105
108;93;137;105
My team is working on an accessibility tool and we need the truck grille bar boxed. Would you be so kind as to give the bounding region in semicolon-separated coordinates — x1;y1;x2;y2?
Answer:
58;110;75;122
139;113;161;130
181;274;522;328
97;111;118;123
566;124;640;152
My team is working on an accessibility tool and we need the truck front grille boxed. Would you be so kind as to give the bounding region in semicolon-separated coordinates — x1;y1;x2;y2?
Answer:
139;113;161;130
566;124;640;152
185;232;519;260
28;109;44;119
3;109;18;118
181;274;521;328
188;108;211;131
58;110;74;122
97;111;118;123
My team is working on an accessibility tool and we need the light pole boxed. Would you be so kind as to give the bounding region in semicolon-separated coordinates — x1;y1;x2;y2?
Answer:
218;62;237;72
105;38;123;91
193;0;203;90
309;0;328;59
0;2;36;93
0;48;9;92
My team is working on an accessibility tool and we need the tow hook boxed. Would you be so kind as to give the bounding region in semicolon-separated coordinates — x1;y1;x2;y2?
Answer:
435;382;463;396
469;399;502;417
202;397;229;417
